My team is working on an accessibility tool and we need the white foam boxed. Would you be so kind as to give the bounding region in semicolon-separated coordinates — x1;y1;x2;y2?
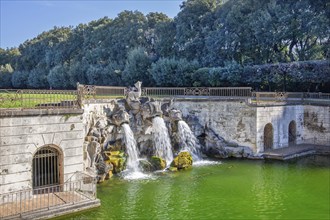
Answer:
122;171;153;180
193;160;222;166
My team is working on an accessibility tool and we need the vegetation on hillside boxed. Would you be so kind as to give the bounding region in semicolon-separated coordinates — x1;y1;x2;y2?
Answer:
1;0;329;92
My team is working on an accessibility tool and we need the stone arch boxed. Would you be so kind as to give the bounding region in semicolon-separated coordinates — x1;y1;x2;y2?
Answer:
264;123;274;150
32;145;63;193
288;120;297;145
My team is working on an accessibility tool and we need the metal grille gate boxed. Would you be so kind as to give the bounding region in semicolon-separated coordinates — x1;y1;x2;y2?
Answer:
32;147;60;193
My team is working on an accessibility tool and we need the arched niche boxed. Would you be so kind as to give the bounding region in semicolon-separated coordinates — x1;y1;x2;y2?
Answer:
264;123;274;150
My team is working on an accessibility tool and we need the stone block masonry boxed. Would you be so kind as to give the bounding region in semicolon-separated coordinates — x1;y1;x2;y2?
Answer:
256;105;304;152
0;109;85;194
303;105;330;145
172;98;329;154
172;99;257;152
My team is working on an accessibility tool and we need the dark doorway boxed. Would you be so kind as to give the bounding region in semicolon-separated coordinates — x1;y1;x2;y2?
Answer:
288;120;297;145
264;123;274;150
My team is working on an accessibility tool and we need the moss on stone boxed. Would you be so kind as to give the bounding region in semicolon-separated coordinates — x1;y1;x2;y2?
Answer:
168;166;178;172
150;156;167;170
170;151;193;170
109;151;126;173
138;159;154;172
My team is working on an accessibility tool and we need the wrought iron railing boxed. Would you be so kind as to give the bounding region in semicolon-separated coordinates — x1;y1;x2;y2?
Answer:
77;84;253;100
142;87;185;97
1;85;329;110
77;84;126;101
0;172;97;219
0;89;79;109
142;87;252;97
250;92;330;106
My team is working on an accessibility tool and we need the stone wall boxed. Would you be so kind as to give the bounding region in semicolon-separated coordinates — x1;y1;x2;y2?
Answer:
172;100;329;153
172;99;257;152
303;105;330;145
256;105;304;153
1;99;328;194
0;109;84;194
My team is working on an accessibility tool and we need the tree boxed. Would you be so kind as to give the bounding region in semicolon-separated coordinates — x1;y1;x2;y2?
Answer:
154;20;176;58
85;64;104;85
0;64;14;88
68;60;88;87
122;47;153;86
151;57;199;86
175;0;219;61
101;61;123;86
27;68;49;89
11;70;29;88
47;64;70;89
107;11;148;62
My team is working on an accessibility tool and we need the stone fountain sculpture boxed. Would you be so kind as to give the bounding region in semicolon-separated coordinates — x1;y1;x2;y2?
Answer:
126;81;142;114
84;115;113;182
83;81;202;180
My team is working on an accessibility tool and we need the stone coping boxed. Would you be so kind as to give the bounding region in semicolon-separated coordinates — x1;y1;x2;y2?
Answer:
0;108;84;117
20;199;101;220
263;144;330;160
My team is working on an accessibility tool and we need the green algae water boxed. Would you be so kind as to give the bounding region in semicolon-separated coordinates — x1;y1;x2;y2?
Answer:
56;155;330;220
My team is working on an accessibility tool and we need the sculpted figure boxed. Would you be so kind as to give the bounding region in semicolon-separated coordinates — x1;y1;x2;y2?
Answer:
126;81;142;103
109;104;130;127
169;109;183;122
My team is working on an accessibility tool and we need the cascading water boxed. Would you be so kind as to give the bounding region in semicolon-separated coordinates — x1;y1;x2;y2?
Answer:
177;120;202;161
122;123;150;180
122;123;139;172
152;116;174;165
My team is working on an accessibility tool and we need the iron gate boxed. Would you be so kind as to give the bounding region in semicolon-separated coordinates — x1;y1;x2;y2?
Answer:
32;146;61;193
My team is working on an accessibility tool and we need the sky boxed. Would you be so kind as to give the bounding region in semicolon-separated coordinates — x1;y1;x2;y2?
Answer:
0;0;183;49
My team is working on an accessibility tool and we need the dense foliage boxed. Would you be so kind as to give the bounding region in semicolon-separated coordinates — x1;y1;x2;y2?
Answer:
1;0;329;91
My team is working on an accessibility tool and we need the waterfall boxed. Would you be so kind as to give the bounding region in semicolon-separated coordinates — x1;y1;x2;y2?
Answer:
152;116;174;165
122;123;139;172
177;120;202;161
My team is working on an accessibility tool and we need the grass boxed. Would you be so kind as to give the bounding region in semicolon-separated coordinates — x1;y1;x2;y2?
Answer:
0;91;77;109
0;90;126;109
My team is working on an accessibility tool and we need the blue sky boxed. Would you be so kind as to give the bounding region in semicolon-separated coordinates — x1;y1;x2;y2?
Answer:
0;0;182;49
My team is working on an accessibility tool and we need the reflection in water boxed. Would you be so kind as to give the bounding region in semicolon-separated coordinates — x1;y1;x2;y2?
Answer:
251;162;288;218
152;177;173;219
122;180;142;219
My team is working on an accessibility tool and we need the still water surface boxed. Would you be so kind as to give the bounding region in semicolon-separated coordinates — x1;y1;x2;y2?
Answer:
55;155;330;220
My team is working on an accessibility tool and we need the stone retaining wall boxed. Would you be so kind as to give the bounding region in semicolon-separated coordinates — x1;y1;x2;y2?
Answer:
303;105;330;145
172;99;257;151
0;109;84;194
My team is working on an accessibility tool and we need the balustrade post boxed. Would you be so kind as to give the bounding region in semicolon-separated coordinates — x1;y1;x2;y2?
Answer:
76;83;84;107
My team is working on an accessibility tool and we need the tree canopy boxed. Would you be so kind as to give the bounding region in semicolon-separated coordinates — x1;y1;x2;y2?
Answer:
1;0;329;92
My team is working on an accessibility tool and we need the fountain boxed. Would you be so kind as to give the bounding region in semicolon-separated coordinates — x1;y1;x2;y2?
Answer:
83;81;211;180
152;116;174;165
177;120;202;161
122;123;139;171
